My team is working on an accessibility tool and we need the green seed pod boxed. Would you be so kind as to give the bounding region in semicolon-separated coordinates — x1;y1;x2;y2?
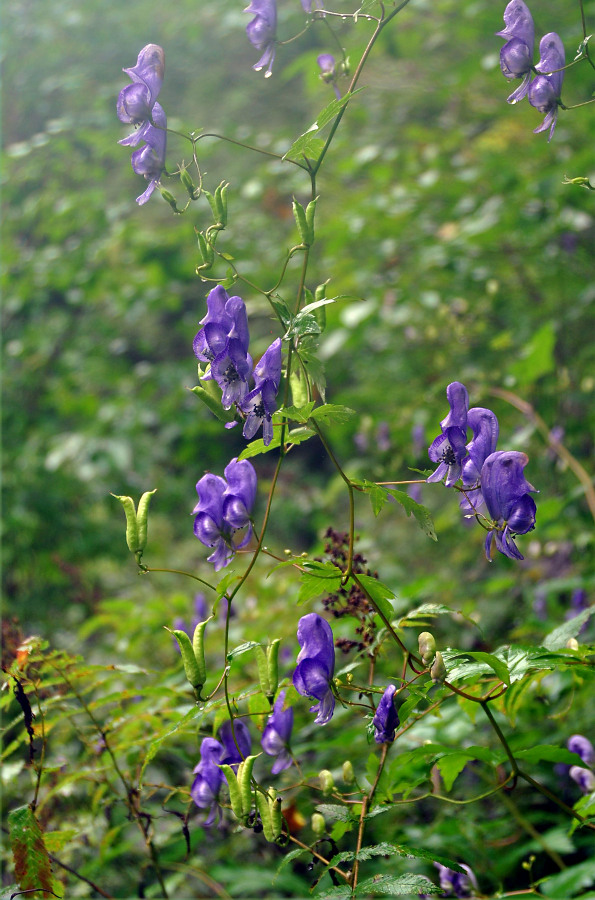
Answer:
111;494;140;553
255;645;271;699
342;760;355;785
311;812;326;836
197;231;214;267
256;787;274;841
268;788;283;840
319;769;334;796
304;197;317;246
238;754;259;818
566;637;580;651
266;639;281;700
135;489;157;555
180;168;197;198
215;181;229;226
160;189;178;211
192;618;212;688
292;198;312;247
165;628;203;691
219;763;243;820
418;631;437;667
430;650;447;684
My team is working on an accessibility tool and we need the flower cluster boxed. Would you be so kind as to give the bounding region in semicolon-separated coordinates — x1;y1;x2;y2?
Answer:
497;1;565;140
427;382;538;561
568;734;595;794
193;457;257;570
193;286;282;446
117;45;167;204
293;613;336;725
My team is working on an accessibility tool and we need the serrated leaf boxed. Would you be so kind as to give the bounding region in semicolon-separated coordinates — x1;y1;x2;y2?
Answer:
237;427;314;460
355;874;440;895
273;847;310;883
435;752;472;791
316;803;355;823
398;602;456;626
283;92;362;161
451;651;510;686
269;296;293;329
536;859;595;897
309;404;355;425
8;805;54;898
513;746;588;766
383;488;437;540
313;887;352;900
276;402;315;423
355;574;395;622
542;607;594;650
298;562;343;603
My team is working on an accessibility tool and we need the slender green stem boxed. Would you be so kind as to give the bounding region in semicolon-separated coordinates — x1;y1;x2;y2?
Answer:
142;567;216;591
480;700;519;774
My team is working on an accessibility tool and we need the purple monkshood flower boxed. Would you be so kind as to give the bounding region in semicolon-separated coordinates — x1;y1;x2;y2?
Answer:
240;338;282;446
191;737;225;826
193;458;257;571
293;613;336;725
435;863;478;899
318;54;341;100
261;690;294;773
569;766;595;794
129;103;167;205
427;382;470;487
245;0;277;78
496;0;535;104
218;719;252;768
528;32;565;141
460;407;499;514
194;287;252;410
117;44;165;134
372;685;400;744
568;734;595;767
482;450;538;561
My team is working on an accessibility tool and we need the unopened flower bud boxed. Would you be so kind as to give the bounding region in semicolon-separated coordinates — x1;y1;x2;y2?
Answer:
430;650;446;684
418;631;437;667
566;637;580;651
342;760;355;784
311;813;326;835
319;769;334;796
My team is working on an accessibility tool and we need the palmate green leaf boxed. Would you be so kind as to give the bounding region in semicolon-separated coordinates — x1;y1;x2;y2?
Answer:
309;403;356;426
316;803;355;823
569;793;595;835
384;488;437;540
329;842;465;871
355;874;441;895
509;746;588;767
283;92;362;161
537;859;595;897
8;805;54;898
442;644;574;685
435;752;474;791
398;602;458;627
298;562;343;603
238;425;315;460
542;607;595;650
449;651;510;686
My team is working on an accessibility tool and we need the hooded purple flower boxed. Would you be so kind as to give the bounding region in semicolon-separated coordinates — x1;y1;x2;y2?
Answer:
528;32;565;141
496;0;535;103
427;382;469;487
481;450;537;561
569;766;595;794
245;0;277;78
567;734;595;767
218;719;252;768
117;44;165;134
293;613;335;725
435;863;478;898
240;338;282;446
193;289;252;409
261;690;294;773
373;684;399;744
460;407;499;514
191;737;224;826
129;103;167;205
193;458;257;570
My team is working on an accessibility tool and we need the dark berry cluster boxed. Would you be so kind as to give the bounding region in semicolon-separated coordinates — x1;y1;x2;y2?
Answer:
320;527;378;654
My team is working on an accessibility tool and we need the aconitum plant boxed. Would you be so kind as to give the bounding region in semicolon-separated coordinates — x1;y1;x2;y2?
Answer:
8;4;595;899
